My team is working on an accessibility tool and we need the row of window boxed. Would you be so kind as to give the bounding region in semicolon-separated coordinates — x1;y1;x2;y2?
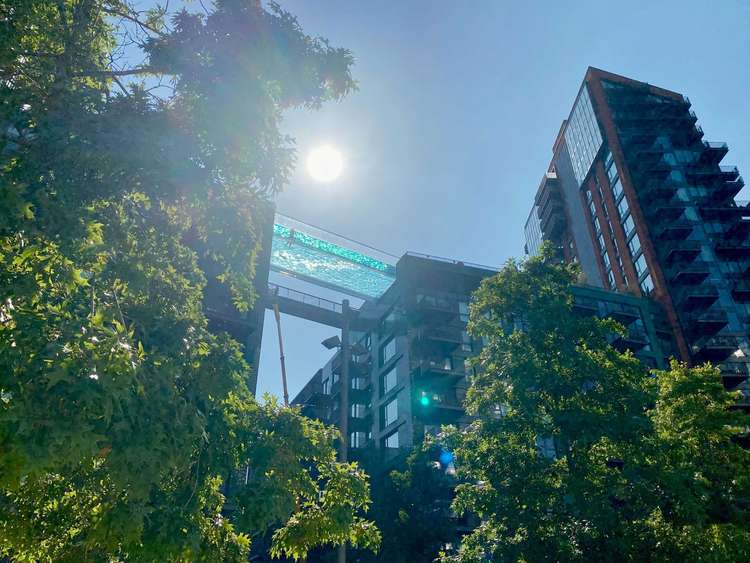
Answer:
350;429;400;450
602;150;654;295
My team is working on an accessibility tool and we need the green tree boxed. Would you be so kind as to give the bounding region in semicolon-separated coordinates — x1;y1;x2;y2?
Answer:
441;251;750;562
0;1;378;560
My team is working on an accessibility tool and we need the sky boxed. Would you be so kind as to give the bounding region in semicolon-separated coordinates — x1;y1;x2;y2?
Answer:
239;1;750;401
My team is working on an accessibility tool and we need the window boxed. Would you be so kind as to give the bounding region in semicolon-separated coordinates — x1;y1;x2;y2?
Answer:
384;430;399;449
350;431;367;448
461;330;472;352
351;404;366;419
607;160;618;184
604;150;614;171
351;377;368;390
617;197;629;220
597;232;606;251
622;214;635;236
593;216;602;236
640;273;654;295
634;254;648;277
383;397;398;427
380;309;397;335
607;268;616;289
628;233;641;257
535;435;556;460
382;365;397;395
612;177;624;201
458;301;469;322
322;378;330;395
380;338;396;366
602;251;611;269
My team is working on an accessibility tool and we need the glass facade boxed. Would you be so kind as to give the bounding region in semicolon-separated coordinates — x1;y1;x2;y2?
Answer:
524;206;543;255
564;85;604;186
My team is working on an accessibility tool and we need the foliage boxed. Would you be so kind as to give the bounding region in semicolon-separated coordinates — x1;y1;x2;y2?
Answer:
440;249;750;562
0;0;377;560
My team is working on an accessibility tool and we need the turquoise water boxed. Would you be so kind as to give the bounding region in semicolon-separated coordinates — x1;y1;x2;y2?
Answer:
270;224;396;299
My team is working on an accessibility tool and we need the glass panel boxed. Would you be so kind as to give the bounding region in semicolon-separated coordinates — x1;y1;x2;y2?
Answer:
381;338;397;366
382;365;397;394
351;404;366;418
461;330;472;352
383;397;398;426
458;301;469;322
612;177;624;201
622;214;635;236
271;216;396;299
635;254;648;276
628;234;641;257
640;273;654;294
617;197;629;220
384;431;399;449
564;85;604;186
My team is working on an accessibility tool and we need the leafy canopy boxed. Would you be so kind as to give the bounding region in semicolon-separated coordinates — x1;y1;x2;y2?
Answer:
440;250;750;562
0;0;378;560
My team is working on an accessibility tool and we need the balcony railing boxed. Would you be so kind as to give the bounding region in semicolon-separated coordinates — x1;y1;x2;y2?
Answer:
667;260;710;284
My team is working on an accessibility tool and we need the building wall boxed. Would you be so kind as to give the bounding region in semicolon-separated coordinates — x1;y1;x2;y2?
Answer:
528;66;750;397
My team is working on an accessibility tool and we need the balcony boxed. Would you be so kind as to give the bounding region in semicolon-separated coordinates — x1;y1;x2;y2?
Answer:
720;165;741;181
692;333;743;363
699;205;747;220
720;361;750;388
411;359;464;382
714;240;750;260
725;218;750;240
655;219;696;240
672;284;719;310
667;260;710;285
613;327;649;352
415;391;464;423
658;239;702;263
732;281;750;302
414;294;457;319
638;180;679;204
684;308;729;338
648;202;687;222
697;141;729;166
413;325;463;352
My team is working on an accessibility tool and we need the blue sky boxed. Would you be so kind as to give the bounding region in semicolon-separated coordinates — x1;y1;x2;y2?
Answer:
257;0;750;401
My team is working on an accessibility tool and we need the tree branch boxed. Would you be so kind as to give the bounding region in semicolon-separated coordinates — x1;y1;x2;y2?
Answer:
102;7;166;37
74;67;155;78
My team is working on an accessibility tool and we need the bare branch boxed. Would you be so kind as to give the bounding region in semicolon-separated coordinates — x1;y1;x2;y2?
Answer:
102;7;165;37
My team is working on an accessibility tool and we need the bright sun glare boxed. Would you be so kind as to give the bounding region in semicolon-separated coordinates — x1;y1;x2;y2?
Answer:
306;145;343;183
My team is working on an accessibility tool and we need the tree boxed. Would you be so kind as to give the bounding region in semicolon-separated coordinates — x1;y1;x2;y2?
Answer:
0;1;378;560
441;250;750;562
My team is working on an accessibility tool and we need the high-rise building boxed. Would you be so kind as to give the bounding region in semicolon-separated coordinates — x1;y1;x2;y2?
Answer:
524;67;750;399
293;252;670;467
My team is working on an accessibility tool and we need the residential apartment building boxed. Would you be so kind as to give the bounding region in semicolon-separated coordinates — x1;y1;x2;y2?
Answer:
292;252;670;467
525;67;750;400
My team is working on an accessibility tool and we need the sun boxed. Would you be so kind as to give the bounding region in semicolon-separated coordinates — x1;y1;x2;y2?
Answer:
306;145;343;183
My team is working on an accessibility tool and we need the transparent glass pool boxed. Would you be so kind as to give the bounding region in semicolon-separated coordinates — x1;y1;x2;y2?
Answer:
270;218;396;299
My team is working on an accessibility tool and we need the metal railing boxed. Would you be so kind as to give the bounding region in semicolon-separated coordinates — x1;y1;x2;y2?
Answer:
404;251;499;272
268;282;360;314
